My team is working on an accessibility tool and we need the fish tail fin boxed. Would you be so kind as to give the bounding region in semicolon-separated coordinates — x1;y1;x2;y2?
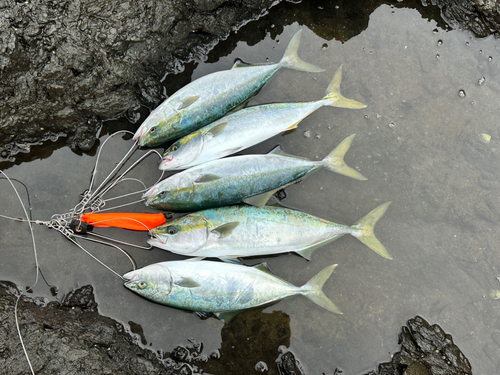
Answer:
302;264;342;314
322;65;367;109
281;30;324;73
321;134;367;180
351;202;392;259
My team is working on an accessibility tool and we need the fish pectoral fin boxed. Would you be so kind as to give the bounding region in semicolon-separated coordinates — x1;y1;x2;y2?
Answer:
207;122;228;137
296;235;344;260
211;222;240;239
195;174;221;183
214;311;241;324
219;256;242;264
178;96;200;110
175;277;201;288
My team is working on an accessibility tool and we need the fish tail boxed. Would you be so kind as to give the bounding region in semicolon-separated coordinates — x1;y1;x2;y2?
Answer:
322;65;367;109
351;202;392;259
281;30;324;73
302;264;342;314
321;134;367;180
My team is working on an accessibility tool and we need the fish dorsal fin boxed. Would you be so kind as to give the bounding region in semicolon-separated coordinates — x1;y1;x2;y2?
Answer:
178;95;200;110
175;277;201;288
231;59;251;69
268;145;308;160
195;174;221;183
268;145;288;156
242;190;277;207
252;262;274;275
208;122;228;137
211;222;240;239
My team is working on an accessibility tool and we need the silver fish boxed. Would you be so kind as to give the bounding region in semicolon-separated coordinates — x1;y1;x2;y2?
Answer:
148;202;392;261
123;260;341;321
133;29;323;147
159;65;366;170
143;134;366;212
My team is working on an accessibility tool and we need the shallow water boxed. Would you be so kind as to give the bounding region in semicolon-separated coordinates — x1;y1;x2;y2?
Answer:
2;1;500;373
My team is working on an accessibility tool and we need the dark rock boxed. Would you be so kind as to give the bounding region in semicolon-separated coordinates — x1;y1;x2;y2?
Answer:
0;0;280;160
427;0;500;37
365;316;473;375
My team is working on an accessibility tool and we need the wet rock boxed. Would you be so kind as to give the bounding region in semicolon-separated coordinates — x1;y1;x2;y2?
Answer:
0;0;279;160
427;0;500;37
0;281;174;374
367;316;472;375
276;349;305;375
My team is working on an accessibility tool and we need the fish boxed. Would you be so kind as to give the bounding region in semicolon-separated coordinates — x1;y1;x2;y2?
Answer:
143;134;366;212
133;30;324;147
123;259;342;321
159;65;366;170
148;202;392;261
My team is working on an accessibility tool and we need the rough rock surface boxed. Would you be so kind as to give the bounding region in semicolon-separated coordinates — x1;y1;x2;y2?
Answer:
0;0;279;160
426;0;500;37
0;281;172;374
363;316;473;375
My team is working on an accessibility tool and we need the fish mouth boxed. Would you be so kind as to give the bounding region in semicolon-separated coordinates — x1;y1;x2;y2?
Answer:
148;235;167;247
142;186;158;200
159;155;174;170
133;126;145;142
122;271;137;282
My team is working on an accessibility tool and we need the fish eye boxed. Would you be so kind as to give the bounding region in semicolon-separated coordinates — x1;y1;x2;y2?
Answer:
171;144;179;152
167;226;177;235
159;191;166;197
150;126;157;133
138;281;147;289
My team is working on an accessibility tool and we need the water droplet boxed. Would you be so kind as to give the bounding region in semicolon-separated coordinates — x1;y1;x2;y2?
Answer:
255;361;268;372
433;28;438;34
315;134;321;139
364;115;368;119
436;54;440;59
437;39;443;46
479;49;483;54
458;89;466;98
470;101;474;105
335;5;339;9
322;43;328;50
327;126;332;130
391;10;395;14
303;131;311;138
318;5;324;10
488;56;493;61
388;123;395;128
490;290;500;300
271;24;275;28
478;76;486;86
466;41;470;46
265;58;269;62
376;113;381;119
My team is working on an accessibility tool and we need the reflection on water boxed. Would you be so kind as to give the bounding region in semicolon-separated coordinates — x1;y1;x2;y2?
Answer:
2;0;500;374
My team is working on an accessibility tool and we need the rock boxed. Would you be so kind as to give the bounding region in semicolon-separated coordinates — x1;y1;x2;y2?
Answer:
0;0;280;160
369;316;473;375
